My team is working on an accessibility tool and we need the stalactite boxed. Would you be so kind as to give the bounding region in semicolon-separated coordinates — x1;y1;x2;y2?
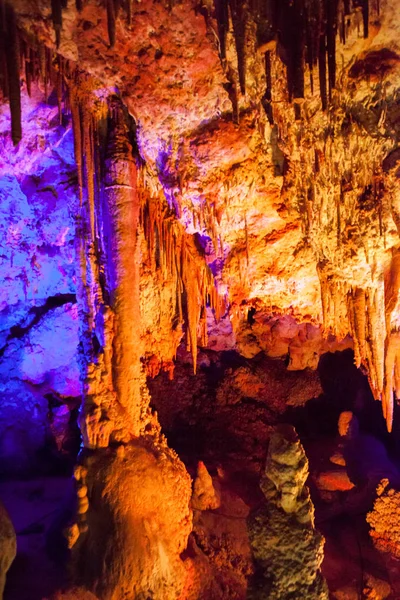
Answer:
367;286;385;399
182;239;201;373
318;19;327;109
0;7;7;101
114;0;121;19
215;0;229;60
56;56;63;124
76;0;83;10
39;44;46;92
127;0;132;26
394;353;400;400
305;6;314;93
83;111;96;240
251;0;369;110
362;0;369;38
139;189;220;373
326;0;338;99
275;0;305;101
4;3;21;145
383;334;399;433
107;0;116;48
262;50;273;124
51;0;63;49
25;47;33;97
229;0;246;94
352;288;366;367
70;93;84;206
384;250;400;335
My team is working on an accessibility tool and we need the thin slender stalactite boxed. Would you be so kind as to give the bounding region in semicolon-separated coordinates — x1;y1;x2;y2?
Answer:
3;2;21;145
51;0;63;48
326;0;338;99
229;0;246;95
107;0;116;48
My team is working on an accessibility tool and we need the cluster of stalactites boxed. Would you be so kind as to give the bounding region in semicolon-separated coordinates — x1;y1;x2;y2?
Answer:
215;0;373;115
0;2;70;145
50;0;134;50
319;267;400;433
139;193;222;374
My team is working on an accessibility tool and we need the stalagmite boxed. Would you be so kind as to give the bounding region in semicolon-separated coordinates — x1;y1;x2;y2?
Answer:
248;425;329;599
101;99;145;435
192;460;220;510
63;95;193;600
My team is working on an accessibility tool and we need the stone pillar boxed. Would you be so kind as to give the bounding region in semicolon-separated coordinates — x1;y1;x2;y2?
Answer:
248;424;328;599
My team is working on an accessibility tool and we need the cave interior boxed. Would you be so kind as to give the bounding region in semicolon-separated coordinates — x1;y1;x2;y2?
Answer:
1;0;400;599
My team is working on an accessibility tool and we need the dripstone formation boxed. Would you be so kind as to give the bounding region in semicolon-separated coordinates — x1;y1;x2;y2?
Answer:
248;425;329;600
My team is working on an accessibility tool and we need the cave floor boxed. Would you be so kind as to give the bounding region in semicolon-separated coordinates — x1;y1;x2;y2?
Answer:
0;470;396;600
1;477;72;600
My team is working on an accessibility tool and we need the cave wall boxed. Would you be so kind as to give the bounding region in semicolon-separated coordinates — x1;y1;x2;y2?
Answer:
0;86;79;473
1;0;400;470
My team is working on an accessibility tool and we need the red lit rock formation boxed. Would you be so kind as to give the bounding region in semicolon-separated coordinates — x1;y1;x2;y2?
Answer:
2;0;400;432
192;461;220;511
1;0;400;598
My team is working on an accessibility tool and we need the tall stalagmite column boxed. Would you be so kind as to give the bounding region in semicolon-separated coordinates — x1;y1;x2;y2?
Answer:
69;95;192;600
75;96;151;449
102;101;146;436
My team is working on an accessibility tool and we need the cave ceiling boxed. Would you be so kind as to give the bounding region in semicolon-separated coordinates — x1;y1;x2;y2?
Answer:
2;0;400;429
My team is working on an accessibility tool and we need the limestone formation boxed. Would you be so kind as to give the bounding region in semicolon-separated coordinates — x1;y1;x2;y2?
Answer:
191;461;220;511
72;442;192;600
367;479;400;558
248;425;328;600
68;96;194;598
48;589;99;600
0;500;16;600
0;0;400;598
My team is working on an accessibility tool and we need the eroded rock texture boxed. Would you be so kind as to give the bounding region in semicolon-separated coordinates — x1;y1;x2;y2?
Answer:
1;0;399;423
368;478;400;558
0;0;399;461
248;425;328;600
0;87;79;473
0;500;16;600
71;442;192;600
0;0;400;598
